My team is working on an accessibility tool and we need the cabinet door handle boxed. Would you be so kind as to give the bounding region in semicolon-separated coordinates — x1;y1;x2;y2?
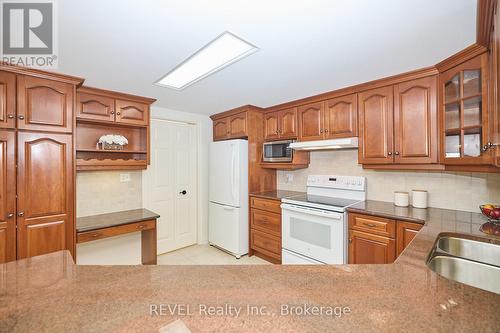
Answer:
110;111;115;115
324;129;329;133
388;152;392;156
17;212;24;217
320;129;324;133
394;151;400;156
18;115;25;120
7;213;14;218
7;114;14;119
116;112;121;115
349;238;352;243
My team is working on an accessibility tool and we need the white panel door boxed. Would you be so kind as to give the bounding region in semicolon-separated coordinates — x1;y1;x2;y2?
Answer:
143;119;197;254
209;140;245;207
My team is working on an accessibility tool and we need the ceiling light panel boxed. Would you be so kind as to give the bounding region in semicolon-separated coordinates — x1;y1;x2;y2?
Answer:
155;31;258;90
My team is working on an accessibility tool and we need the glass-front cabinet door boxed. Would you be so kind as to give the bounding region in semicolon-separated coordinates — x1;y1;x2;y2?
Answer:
441;53;492;165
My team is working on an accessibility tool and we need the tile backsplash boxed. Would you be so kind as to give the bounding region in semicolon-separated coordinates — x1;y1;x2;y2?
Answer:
76;171;143;217
277;150;500;213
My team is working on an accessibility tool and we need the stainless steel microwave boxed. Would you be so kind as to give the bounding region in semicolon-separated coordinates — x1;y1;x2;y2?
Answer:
263;140;294;162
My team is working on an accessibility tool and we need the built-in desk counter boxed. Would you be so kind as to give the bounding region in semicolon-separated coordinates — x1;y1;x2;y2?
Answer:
76;209;160;265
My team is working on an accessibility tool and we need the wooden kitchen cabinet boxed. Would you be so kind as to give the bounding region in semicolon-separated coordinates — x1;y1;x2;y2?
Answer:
213;118;229;141
394;76;438;164
17;75;74;133
0;131;16;263
16;132;74;259
440;53;493;166
358;76;439;167
0;71;16;129
249;195;282;263
115;99;149;126
263;108;298;140
324;94;358;139
297;102;324;141
348;212;422;264
358;86;394;164
228;112;247;138
396;221;423;256
348;230;396;264
76;91;115;122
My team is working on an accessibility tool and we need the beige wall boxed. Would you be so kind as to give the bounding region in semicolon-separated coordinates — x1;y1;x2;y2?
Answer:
76;171;143;217
277;150;500;213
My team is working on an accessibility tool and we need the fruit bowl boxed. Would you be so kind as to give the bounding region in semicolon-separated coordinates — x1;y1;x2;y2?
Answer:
479;205;500;222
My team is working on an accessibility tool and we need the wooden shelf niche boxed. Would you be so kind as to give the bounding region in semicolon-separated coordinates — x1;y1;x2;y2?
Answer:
76;121;148;171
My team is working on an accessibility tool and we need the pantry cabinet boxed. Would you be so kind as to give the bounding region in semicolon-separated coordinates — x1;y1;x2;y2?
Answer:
16;132;74;259
0;131;16;263
0;71;16;129
263;108;297;140
17;75;74;133
358;76;438;166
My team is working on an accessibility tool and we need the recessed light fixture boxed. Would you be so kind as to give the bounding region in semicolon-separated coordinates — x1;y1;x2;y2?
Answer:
155;31;259;90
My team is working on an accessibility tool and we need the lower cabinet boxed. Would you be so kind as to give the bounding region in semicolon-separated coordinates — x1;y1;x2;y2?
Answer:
0;131;74;262
348;212;422;264
249;196;282;263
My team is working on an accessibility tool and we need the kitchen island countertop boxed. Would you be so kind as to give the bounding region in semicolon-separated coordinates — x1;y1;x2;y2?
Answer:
1;203;499;332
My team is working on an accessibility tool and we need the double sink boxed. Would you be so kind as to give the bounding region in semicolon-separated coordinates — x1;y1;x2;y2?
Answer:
426;234;500;294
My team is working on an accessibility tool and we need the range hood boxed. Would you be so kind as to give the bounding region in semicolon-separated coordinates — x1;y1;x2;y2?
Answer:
289;137;358;151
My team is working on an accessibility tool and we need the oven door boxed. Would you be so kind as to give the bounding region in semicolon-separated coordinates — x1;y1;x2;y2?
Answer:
281;203;346;264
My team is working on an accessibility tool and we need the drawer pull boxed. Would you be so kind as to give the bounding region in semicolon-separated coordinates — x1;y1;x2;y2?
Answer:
138;225;146;229
92;233;99;238
363;223;377;228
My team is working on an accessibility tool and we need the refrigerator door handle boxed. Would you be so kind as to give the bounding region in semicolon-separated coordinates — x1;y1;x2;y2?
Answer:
222;205;236;210
231;144;236;202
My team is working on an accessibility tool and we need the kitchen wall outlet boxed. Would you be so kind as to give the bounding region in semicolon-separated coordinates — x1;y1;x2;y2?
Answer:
120;173;131;182
285;173;294;183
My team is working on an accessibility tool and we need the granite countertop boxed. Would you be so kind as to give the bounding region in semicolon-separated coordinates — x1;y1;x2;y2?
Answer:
249;190;305;201
76;209;160;233
1;204;499;332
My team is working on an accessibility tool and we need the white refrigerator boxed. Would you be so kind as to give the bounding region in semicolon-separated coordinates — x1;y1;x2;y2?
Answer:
209;139;248;258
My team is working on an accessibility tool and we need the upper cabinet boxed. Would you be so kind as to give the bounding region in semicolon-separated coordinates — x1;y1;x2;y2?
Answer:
17;75;74;133
75;87;156;171
0;72;16;129
211;109;249;141
263;107;297;141
77;87;150;126
298;102;324;141
358;77;438;166
296;94;358;142
394;76;438;164
358;86;394;164
324;94;358;139
440;53;492;166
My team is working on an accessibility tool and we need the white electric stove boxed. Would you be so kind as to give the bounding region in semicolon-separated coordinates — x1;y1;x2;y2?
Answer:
281;175;366;265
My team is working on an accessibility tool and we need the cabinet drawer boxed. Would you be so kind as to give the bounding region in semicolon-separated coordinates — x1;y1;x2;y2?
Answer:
348;213;396;238
250;197;281;214
77;220;155;243
251;209;281;236
250;229;281;259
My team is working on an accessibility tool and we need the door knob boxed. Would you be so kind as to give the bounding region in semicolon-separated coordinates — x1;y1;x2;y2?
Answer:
18;115;25;120
179;190;187;195
17;212;24;217
7;114;14;119
7;213;14;218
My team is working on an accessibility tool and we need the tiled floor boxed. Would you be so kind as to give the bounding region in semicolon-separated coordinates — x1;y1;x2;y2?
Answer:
157;244;270;265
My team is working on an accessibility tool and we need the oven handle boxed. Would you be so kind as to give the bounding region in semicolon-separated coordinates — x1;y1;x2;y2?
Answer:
280;204;343;219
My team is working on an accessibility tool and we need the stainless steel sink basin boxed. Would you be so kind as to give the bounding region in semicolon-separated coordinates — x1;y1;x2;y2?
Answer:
436;236;500;267
427;255;500;294
427;234;500;294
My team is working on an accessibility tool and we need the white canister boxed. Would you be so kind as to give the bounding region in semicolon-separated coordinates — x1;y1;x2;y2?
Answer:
394;191;409;207
412;190;428;209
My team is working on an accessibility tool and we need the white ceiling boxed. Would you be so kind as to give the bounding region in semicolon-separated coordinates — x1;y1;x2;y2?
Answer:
58;0;477;115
